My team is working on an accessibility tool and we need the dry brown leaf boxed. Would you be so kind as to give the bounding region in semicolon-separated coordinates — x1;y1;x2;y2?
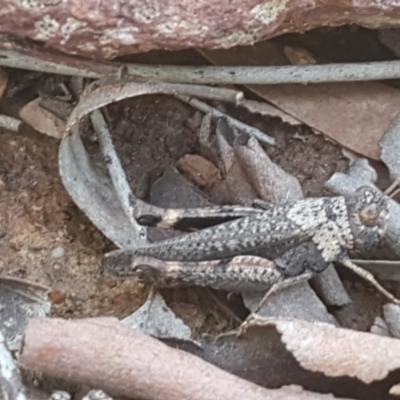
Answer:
19;98;65;139
271;318;400;384
240;98;302;126
208;120;258;205
201;42;400;160
0;68;8;100
235;136;303;203
283;46;317;65
168;317;397;399
122;291;192;340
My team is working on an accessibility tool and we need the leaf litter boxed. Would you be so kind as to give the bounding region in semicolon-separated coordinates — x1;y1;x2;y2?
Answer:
4;28;400;400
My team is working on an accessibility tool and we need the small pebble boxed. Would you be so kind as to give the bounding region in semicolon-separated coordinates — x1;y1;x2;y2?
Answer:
49;289;66;304
50;391;71;400
51;246;65;258
53;263;62;271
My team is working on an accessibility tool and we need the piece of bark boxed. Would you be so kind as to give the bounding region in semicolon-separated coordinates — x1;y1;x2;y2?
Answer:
19;318;344;400
19;98;65;139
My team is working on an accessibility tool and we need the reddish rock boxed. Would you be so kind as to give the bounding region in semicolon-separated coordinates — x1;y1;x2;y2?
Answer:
0;1;400;59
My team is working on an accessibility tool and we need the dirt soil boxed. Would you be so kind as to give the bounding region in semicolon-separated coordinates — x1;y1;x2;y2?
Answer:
0;89;386;337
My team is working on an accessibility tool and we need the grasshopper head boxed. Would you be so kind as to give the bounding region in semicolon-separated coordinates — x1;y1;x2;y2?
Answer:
346;186;389;251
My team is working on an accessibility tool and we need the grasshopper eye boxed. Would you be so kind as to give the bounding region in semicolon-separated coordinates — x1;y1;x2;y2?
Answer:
359;204;379;227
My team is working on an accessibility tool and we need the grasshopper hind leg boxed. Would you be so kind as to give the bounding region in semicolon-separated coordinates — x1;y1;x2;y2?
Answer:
252;271;314;314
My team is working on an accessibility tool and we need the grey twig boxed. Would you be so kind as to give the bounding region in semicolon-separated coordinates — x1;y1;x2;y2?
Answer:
3;48;400;85
176;95;276;146
124;60;400;85
90;110;148;245
67;81;244;131
0;49;105;79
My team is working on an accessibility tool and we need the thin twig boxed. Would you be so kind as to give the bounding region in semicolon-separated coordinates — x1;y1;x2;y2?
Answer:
0;49;105;79
176;95;276;145
204;288;243;324
67;81;244;131
3;49;400;85
125;60;400;85
90;110;148;245
352;259;400;283
342;258;400;304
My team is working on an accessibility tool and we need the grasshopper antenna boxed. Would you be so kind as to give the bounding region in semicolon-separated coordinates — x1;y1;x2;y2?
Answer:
384;176;400;198
341;258;400;304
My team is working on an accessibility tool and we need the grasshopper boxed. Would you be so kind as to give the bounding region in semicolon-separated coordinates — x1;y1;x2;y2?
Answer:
102;186;400;309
